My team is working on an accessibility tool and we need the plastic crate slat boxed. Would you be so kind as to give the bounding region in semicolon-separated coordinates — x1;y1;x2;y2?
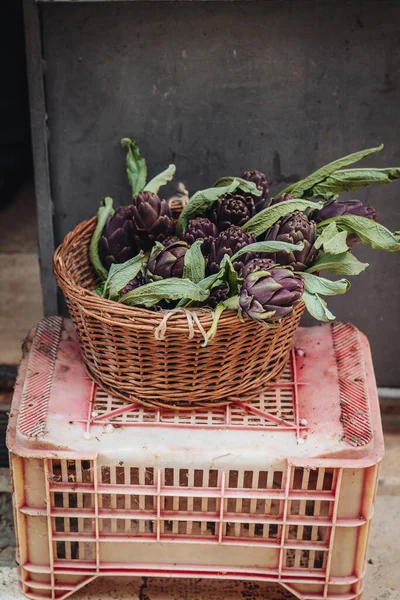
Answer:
9;319;382;600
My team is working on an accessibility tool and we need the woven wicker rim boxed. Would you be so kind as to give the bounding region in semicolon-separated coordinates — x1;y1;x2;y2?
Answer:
53;217;304;408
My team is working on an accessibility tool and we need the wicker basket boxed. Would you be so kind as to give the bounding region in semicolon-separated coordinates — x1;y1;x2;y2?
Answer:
53;217;304;410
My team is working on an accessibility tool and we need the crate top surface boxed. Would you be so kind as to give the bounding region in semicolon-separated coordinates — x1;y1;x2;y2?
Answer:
7;317;383;469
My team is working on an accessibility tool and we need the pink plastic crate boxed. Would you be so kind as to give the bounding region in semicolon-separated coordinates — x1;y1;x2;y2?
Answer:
7;317;383;600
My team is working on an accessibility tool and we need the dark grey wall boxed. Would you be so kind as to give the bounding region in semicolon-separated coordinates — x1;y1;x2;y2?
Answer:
40;1;400;385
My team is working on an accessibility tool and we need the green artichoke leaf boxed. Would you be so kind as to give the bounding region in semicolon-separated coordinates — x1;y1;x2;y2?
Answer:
231;240;304;263
203;295;240;347
175;270;224;308
144;164;176;194
121;137;147;195
310;167;400;200
93;282;106;296
277;144;384;198
119;278;209;307
318;215;400;252
315;223;349;255
89;197;115;281
300;272;350;296
220;255;240;295
183;239;206;284
213;176;262;197
198;271;225;290
242;199;322;237
302;290;336;322
307;251;368;276
103;251;145;300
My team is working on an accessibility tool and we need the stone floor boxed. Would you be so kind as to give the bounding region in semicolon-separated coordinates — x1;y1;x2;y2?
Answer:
0;181;43;365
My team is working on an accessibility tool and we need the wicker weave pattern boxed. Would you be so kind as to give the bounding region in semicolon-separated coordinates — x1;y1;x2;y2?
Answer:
53;217;304;409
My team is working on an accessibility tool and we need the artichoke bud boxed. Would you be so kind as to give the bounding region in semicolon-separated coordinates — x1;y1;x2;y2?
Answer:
99;205;138;270
241;170;270;212
239;267;304;323
132;190;175;250
208;193;255;231
207;225;256;275
182;217;219;254
147;240;189;280
264;211;317;271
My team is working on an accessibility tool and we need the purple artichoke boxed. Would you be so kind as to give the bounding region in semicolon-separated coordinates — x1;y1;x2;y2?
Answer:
241;170;270;212
270;192;297;205
119;273;144;296
208;193;255;231
203;282;229;309
313;198;378;223
99;206;138;269
263;211;317;271
147;240;189;280
207;226;256;275
162;235;181;247
182;217;219;254
132;191;175;249
240;267;304;322
313;199;378;247
240;257;277;279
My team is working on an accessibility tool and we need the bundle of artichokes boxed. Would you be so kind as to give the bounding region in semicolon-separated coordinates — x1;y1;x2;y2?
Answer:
88;138;400;342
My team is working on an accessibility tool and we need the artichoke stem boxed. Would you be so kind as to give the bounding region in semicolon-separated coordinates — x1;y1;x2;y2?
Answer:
203;295;239;347
203;303;226;347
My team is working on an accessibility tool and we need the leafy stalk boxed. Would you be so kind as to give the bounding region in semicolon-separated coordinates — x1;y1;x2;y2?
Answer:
307;251;368;276
231;241;304;262
121;137;147;195
89;197;114;281
103;252;145;299
302;290;336;322
119;278;209;307
276;144;384;198
203;296;239;347
318;215;400;252
183;239;206;283
144;164;176;194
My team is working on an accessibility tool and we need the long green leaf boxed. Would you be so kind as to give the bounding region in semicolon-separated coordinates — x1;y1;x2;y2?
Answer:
144;164;176;194
219;255;240;295
119;278;209;307
307;251;369;276
183;239;206;284
89;197;114;281
319;215;400;252
242;199;322;237
121;137;147;195
204;296;240;346
175;270;224;308
310;167;400;200
315;223;349;255
93;283;105;296
213;176;262;196
277;144;384;197
103;252;145;299
302;290;336;322
231;241;304;262
300;272;350;296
